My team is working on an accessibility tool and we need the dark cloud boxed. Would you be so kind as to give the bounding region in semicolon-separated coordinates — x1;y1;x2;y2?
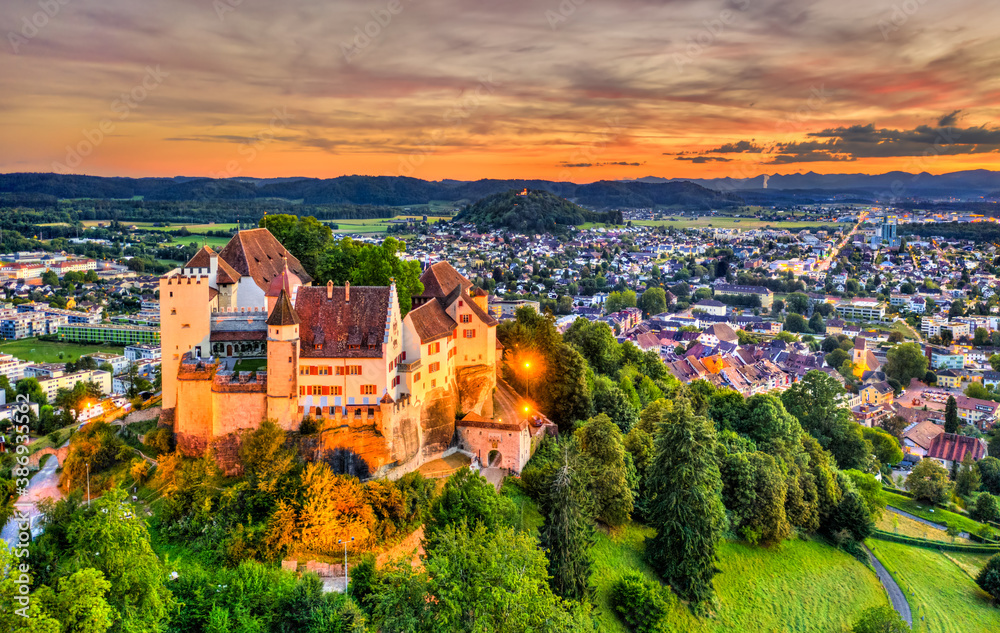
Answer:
938;110;962;127
675;156;733;163
705;140;766;154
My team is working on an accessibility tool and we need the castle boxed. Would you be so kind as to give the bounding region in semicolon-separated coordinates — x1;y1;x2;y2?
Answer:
159;228;504;476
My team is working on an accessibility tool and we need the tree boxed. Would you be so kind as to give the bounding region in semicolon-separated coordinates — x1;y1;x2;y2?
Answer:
990;354;1000;373
15;377;47;406
972;492;1000;523
852;605;911;633
945;396;959;434
65;489;173;632
829;490;874;542
974;327;990;346
720;451;790;544
861;427;903;466
784;313;809;333
424;523;591;632
966;382;991;400
593;385;639;433
808;312;825;333
36;567;115;633
976;554;1000;604
539;451;593;601
884;342;928;387
605;290;637;314
845;470;887;519
978;456;1000;495
577;414;634;527
638;288;667;317
955;451;981;497
786;292;810;315
906;459;952;505
645;398;726;608
609;572;674;633
825;348;850;370
424;469;517;549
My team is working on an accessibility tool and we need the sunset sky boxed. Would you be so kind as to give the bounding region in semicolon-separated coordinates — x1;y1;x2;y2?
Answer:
2;0;999;182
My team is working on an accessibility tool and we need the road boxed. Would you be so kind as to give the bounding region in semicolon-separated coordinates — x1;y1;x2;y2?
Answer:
865;544;913;627
817;215;866;272
1;455;64;547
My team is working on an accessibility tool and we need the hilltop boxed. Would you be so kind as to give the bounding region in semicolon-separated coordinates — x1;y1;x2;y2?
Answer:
455;188;622;233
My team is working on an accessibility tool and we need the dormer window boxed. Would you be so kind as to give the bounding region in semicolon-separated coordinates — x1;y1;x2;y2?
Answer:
314;343;323;350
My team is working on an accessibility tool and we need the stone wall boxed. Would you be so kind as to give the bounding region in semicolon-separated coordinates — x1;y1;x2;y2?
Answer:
456;363;496;418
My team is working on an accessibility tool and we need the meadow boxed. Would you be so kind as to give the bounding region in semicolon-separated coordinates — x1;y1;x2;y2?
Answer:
876;510;972;544
868;539;998;632
502;483;888;633
883;491;988;535
0;337;125;364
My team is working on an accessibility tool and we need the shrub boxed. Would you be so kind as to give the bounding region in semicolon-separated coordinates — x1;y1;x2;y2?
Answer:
976;554;1000;603
852;605;911;632
972;492;1000;524
609;571;674;633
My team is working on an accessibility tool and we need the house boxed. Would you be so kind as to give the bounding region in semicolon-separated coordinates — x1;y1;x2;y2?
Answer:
926;433;988;470
698;323;739;348
935;368;962;390
903;420;944;457
860;381;894;406
692;299;726;317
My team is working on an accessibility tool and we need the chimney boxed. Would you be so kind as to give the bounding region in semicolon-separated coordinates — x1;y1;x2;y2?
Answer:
345;281;350;302
327;280;333;299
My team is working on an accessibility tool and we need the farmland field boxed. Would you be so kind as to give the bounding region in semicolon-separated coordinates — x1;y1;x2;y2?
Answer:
876;510;972;544
868;539;998;632
0;337;125;363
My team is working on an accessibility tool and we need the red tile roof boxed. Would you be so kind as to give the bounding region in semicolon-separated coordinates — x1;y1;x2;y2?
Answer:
417;261;471;299
407;299;456;343
217;228;312;291
927;432;987;462
294;285;389;358
267;290;300;326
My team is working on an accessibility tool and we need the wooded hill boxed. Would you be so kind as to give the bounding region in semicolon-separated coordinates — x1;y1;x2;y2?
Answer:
455;189;622;233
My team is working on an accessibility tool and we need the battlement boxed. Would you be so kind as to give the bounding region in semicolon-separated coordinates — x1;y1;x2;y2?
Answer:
165;270;210;284
177;355;219;380
213;368;267;392
212;306;269;314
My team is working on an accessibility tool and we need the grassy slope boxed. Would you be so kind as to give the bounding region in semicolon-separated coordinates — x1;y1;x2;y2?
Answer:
876;511;972;544
0;337;125;363
883;491;987;535
868;540;999;633
502;483;887;633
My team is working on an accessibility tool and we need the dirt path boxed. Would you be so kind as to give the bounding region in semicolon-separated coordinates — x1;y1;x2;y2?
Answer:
865;544;913;628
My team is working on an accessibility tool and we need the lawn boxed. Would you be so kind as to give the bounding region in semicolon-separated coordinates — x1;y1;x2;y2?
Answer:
877;510;972;544
868;540;999;632
0;337;125;364
233;358;268;372
883;491;987;535
501;483;887;633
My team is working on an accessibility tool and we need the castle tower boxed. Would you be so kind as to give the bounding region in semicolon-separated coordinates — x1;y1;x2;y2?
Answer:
160;268;213;413
266;289;300;429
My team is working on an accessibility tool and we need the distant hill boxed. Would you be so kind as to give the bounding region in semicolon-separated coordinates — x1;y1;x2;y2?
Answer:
455;189;622;233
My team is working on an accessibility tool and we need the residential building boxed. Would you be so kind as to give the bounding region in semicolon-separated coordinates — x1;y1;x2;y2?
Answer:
58;323;160;345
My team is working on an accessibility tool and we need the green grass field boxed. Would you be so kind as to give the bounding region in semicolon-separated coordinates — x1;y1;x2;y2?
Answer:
877;511;972;544
501;482;886;633
884;491;987;535
868;540;998;632
0;337;125;364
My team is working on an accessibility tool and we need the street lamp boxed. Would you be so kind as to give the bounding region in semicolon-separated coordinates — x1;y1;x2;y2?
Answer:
337;536;355;593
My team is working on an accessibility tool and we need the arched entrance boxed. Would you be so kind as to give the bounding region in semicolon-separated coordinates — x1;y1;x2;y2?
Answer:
487;449;502;468
226;344;233;356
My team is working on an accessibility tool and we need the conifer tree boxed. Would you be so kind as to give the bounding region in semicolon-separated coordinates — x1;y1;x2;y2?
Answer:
945;395;959;434
645;397;726;608
539;449;594;601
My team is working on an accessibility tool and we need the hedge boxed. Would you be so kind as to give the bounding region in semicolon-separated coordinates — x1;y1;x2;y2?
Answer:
870;529;1000;554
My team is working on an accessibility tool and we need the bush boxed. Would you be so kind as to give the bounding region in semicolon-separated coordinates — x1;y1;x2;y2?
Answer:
972;492;1000;524
976;554;1000;603
852;605;911;632
609;571;674;633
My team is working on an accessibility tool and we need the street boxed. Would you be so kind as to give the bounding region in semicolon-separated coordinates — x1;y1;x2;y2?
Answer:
1;455;64;547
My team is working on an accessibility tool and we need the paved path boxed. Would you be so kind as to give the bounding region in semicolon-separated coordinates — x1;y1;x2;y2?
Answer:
1;456;64;547
887;505;971;539
865;545;912;627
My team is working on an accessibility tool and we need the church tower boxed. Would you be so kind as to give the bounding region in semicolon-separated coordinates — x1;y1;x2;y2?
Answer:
266;289;300;429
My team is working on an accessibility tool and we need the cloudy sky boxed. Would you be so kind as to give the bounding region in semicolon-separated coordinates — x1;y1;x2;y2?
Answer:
2;0;999;181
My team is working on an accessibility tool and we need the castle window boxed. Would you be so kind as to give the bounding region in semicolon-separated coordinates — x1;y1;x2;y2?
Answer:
314;344;323;350
368;408;374;416
332;386;343;395
300;366;310;376
361;385;376;395
431;379;437;388
459;300;464;307
336;366;345;376
171;309;177;315
460;314;471;323
415;372;420;381
464;329;476;338
429;362;440;373
299;386;306;395
349;365;362;375
311;385;322;395
319;366;330;376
